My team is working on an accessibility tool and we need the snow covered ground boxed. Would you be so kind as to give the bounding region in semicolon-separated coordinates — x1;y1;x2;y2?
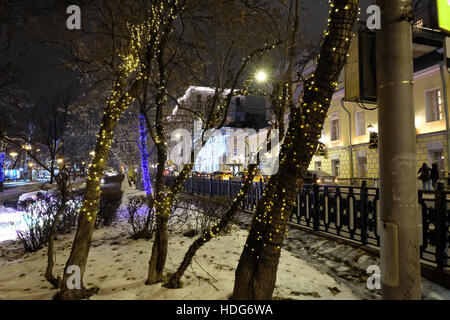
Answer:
0;185;449;300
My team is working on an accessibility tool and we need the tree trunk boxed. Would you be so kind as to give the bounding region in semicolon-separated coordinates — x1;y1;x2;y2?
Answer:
49;157;55;184
55;85;136;299
165;164;258;288
139;114;152;195
45;173;69;288
146;163;193;284
232;0;359;300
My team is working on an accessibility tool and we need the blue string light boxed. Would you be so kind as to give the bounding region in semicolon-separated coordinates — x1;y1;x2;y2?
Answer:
139;114;152;195
0;152;5;184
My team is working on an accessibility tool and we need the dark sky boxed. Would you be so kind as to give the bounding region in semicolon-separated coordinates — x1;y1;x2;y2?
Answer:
4;0;376;105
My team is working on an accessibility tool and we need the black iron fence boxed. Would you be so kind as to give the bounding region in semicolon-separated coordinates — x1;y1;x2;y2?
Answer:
166;176;449;270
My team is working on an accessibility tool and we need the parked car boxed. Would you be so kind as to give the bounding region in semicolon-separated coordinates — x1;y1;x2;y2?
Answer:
233;170;265;182
304;170;338;185
212;171;234;180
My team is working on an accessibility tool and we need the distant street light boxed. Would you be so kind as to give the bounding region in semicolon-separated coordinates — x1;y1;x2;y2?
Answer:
255;70;267;82
10;152;18;158
57;158;63;164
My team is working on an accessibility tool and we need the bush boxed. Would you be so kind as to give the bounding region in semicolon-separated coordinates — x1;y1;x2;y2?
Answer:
95;188;123;228
16;194;57;253
183;196;231;237
16;191;82;253
126;195;154;239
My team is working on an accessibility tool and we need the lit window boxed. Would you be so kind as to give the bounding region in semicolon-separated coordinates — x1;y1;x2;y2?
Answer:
330;113;340;141
314;161;322;171
425;89;443;122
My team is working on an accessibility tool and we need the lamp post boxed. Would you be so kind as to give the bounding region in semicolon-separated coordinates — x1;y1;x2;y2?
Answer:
376;0;421;299
28;162;34;181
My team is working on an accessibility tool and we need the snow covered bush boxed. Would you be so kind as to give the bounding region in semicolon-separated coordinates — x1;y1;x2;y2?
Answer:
95;188;123;228
16;192;83;253
126;195;154;239
16;195;56;253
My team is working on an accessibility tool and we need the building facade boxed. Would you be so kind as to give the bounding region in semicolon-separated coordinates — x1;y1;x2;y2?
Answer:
308;61;450;187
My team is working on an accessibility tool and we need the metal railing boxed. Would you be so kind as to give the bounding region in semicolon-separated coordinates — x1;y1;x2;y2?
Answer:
165;176;449;270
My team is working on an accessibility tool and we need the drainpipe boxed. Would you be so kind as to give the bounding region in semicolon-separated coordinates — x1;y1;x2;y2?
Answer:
341;98;354;185
440;61;450;181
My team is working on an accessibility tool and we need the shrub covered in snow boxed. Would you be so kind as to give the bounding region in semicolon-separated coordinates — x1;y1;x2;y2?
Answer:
126;195;154;239
16;192;83;253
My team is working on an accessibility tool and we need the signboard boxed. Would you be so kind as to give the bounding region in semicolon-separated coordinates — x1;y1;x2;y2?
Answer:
437;0;450;33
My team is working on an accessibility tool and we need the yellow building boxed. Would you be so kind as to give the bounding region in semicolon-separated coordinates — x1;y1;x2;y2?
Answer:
308;61;450;187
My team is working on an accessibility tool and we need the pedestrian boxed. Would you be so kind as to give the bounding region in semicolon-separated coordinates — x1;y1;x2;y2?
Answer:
418;163;431;190
430;163;439;190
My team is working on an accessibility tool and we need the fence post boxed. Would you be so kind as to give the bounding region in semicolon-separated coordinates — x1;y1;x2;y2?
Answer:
360;180;368;245
259;178;264;201
209;177;213;197
313;182;320;231
434;182;447;272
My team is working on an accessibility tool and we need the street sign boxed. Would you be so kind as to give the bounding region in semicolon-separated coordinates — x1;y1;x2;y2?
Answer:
437;0;450;33
445;37;450;72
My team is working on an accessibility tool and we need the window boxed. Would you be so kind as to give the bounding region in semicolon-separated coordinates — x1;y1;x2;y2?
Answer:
331;159;340;177
330;113;340;141
425;89;443;122
314;161;322;171
357;156;368;178
355;111;366;136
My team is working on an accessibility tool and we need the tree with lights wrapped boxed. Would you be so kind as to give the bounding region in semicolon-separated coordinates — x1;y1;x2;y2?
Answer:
232;0;359;299
56;0;184;299
164;0;307;289
136;1;281;285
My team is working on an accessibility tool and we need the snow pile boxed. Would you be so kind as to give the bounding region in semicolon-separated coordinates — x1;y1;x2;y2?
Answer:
0;207;27;242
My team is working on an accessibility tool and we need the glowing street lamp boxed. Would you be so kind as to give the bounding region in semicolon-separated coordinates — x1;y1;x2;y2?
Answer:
90;150;95;157
255;70;267;82
57;158;63;164
10;152;18;158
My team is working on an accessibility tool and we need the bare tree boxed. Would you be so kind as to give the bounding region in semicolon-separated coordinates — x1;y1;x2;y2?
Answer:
232;0;359;299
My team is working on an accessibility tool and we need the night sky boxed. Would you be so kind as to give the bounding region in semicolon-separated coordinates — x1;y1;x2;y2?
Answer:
5;0;373;105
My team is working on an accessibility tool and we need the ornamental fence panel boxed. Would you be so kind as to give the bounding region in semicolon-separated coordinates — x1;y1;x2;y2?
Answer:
166;176;449;270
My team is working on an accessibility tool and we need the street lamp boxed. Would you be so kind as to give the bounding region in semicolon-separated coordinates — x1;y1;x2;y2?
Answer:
255;70;267;82
28;162;34;181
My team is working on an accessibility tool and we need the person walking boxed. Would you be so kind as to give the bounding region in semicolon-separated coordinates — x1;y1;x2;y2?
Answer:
430;163;439;190
418;163;431;190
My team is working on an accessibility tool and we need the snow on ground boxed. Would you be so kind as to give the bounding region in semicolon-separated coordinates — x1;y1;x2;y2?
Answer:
0;207;27;242
0;219;365;300
0;184;449;300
